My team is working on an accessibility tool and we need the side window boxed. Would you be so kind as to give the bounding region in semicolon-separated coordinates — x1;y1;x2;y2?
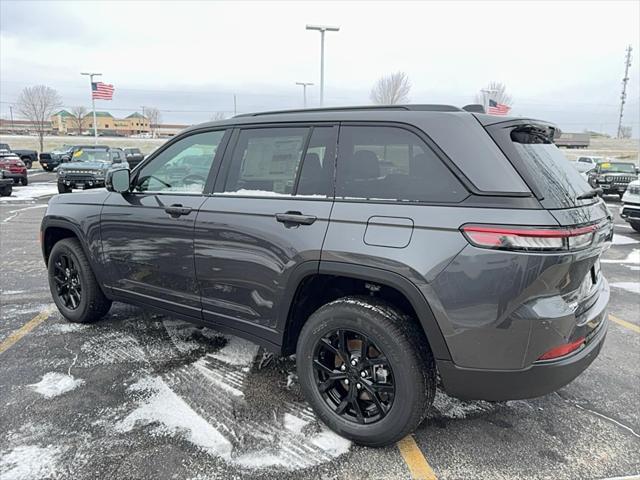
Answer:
224;127;308;195
296;127;336;197
134;130;224;194
336;126;467;203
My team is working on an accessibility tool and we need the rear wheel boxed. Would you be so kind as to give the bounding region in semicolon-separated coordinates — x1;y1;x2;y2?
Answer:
58;182;71;194
22;158;33;169
0;185;11;196
630;222;640;233
20;176;28;186
296;296;436;447
48;238;111;323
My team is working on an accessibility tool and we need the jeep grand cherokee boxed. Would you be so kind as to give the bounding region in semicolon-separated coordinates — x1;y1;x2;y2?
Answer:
41;105;612;446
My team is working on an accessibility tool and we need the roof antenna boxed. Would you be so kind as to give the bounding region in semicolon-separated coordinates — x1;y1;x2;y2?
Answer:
462;104;485;113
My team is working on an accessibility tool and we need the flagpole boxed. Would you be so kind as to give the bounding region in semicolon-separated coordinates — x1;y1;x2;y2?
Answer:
81;72;102;145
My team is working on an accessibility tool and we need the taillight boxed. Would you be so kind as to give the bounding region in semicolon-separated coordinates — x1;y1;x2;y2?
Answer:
538;337;585;361
461;224;598;252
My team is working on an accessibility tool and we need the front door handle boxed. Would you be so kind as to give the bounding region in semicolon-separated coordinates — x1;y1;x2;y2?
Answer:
276;211;317;227
164;204;193;218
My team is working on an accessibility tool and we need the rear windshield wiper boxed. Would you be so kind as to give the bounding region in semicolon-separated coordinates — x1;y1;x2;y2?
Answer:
577;188;602;200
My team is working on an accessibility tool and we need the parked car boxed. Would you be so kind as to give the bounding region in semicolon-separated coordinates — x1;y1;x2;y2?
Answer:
621;179;640;232
0;150;28;185
0;168;13;196
41;105;612;446
123;148;145;169
40;144;109;171
553;132;590;149
587;161;639;198
0;142;38;169
57;147;127;193
573;155;604;173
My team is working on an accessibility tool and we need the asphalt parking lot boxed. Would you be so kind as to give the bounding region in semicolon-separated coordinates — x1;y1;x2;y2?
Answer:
1;172;638;480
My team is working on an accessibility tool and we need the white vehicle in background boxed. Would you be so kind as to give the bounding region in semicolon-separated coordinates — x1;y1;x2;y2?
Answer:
573;155;604;173
621;179;640;232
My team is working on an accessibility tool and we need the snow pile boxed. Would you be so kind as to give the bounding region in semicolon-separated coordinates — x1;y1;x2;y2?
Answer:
114;376;233;458
0;444;61;480
211;336;259;366
612;234;639;246
0;182;58;203
610;282;640;295
432;391;495;419
28;372;84;398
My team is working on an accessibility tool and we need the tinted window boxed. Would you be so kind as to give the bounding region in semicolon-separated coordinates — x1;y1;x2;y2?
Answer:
134;130;224;194
296;127;336;197
224;128;308;195
336;126;467;202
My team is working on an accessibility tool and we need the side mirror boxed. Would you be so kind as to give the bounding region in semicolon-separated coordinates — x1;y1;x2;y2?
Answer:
106;167;130;193
112;157;123;164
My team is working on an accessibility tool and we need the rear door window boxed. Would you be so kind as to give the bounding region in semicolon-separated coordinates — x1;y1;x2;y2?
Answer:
336;125;467;203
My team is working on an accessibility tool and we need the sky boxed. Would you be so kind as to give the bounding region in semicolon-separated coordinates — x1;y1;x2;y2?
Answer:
1;0;639;136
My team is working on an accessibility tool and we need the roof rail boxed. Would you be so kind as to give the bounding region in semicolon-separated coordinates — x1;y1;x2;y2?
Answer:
234;104;463;118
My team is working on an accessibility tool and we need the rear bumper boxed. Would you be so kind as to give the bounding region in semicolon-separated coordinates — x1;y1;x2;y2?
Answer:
438;310;608;401
3;171;27;180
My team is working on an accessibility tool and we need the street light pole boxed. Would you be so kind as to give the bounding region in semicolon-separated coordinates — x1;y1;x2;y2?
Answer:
9;106;14;132
295;82;314;108
306;24;339;106
81;72;102;144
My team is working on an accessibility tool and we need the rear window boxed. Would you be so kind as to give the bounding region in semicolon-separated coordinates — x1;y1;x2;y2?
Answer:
491;124;594;208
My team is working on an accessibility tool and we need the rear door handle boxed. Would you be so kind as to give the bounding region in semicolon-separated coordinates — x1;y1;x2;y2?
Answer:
164;204;193;218
276;211;317;227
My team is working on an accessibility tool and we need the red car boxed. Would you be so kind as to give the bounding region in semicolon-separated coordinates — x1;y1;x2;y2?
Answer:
0;151;28;185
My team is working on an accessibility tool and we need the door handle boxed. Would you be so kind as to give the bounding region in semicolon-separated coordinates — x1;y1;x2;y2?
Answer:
164;204;193;218
276;211;317;227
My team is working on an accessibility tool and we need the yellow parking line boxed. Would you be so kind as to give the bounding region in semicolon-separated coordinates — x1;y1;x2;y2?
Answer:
0;305;55;355
397;435;437;480
609;314;640;334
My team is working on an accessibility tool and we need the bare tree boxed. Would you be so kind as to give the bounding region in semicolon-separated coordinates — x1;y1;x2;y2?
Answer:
144;107;161;138
16;85;62;151
370;71;411;105
70;106;87;135
211;111;227;121
475;81;513;108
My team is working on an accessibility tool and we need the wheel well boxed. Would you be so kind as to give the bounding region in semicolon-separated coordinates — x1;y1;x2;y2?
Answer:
282;274;424;355
43;227;77;263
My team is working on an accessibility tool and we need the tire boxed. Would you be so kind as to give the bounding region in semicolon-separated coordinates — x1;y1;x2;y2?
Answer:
630;222;640;233
58;182;71;194
0;185;11;196
21;176;28;186
48;238;111;323
13;178;19;184
296;296;436;447
23;159;32;169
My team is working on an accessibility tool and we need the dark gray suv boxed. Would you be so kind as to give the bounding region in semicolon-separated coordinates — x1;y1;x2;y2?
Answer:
41;105;612;446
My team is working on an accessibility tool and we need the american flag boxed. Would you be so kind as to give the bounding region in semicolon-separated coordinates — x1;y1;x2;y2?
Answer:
487;99;510;115
92;82;114;100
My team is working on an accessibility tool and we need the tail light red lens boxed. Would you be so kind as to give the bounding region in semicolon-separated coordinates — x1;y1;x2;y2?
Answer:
461;224;598;252
538;337;585;361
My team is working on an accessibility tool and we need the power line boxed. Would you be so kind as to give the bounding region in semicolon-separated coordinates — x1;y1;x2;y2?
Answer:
617;45;633;138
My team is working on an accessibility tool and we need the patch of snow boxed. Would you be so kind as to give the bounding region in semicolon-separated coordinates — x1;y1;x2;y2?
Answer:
612;234;639;245
41;322;89;335
0;444;61;480
210;336;259;366
0;182;58;203
601;249;640;265
115;376;233;458
193;358;245;398
0;289;26;295
432;391;495;419
283;413;308;434
309;428;351;457
28;372;84;398
610;282;640;295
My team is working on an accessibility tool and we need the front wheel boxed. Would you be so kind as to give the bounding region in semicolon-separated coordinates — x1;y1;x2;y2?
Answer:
630;222;640;233
48;238;111;323
21;177;28;186
0;185;12;196
23;159;33;169
58;182;71;193
296;296;436;447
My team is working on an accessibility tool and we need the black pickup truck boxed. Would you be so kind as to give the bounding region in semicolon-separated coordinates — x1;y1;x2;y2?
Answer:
0;143;38;169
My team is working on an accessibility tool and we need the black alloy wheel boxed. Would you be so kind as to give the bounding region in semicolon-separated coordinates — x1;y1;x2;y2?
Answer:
313;328;395;425
52;253;82;310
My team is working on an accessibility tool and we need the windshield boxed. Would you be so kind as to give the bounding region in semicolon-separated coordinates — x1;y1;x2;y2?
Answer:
599;162;636;173
72;149;110;162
